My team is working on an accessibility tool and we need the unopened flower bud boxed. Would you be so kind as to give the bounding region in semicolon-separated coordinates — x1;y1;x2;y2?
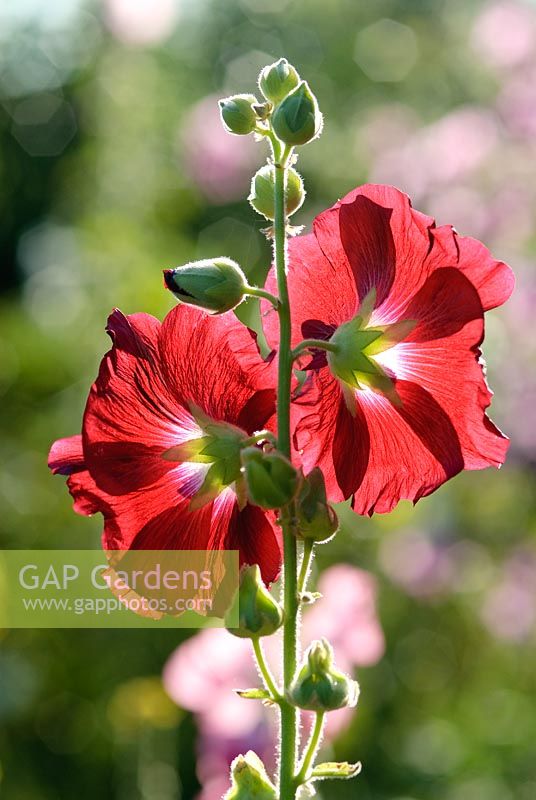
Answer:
219;94;258;135
288;639;359;712
241;447;299;510
224;750;277;800
164;258;247;314
296;468;339;542
271;81;322;146
258;58;300;105
227;564;283;639
249;165;305;221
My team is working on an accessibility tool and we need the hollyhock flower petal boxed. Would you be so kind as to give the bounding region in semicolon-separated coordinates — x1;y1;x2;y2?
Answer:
262;233;355;354
313;184;514;322
159;305;275;429
50;305;281;583
453;233;515;311
284;184;512;510
313;184;434;320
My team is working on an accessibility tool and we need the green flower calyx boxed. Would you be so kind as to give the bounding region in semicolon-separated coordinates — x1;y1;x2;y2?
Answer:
163;405;261;510
326;289;416;408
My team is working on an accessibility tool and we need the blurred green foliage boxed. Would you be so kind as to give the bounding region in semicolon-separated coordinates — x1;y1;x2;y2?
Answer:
1;0;535;798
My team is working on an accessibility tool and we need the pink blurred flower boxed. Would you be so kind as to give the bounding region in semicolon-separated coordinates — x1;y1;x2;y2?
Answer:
104;0;179;46
498;67;536;138
481;550;536;642
471;1;536;69
179;96;261;204
379;529;454;598
163;565;385;799
303;565;385;668
371;107;498;201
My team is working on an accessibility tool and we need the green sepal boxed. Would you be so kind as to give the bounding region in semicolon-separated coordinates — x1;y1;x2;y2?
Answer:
241;447;300;510
162;436;214;464
311;761;362;780
226;564;284;639
296;468;339;543
224;751;277;799
235;688;272;700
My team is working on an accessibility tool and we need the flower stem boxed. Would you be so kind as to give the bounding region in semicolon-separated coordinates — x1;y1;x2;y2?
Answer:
297;540;314;597
252;637;281;701
245;284;280;309
273;139;300;800
295;712;325;786
292;338;338;360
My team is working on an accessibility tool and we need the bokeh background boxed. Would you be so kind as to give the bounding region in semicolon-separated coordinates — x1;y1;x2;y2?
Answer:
1;0;535;798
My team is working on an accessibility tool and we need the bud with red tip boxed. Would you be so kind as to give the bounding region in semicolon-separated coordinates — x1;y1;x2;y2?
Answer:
164;258;247;315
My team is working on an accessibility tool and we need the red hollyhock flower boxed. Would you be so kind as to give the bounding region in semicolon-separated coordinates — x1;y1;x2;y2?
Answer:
262;184;514;515
48;305;281;583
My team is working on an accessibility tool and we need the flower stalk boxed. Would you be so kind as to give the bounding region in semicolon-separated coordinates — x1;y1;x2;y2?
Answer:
271;135;300;800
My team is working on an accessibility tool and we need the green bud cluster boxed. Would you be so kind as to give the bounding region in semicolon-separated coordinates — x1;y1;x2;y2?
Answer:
288;639;359;712
227;564;284;639
249;164;305;221
164;258;247;315
218;59;322;149
241;447;300;510
224;751;277;799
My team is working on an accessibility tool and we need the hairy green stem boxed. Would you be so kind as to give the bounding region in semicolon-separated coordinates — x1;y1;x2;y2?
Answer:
245;284;280;308
273;140;300;800
297;540;314;597
295;712;325;786
252;637;281;701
